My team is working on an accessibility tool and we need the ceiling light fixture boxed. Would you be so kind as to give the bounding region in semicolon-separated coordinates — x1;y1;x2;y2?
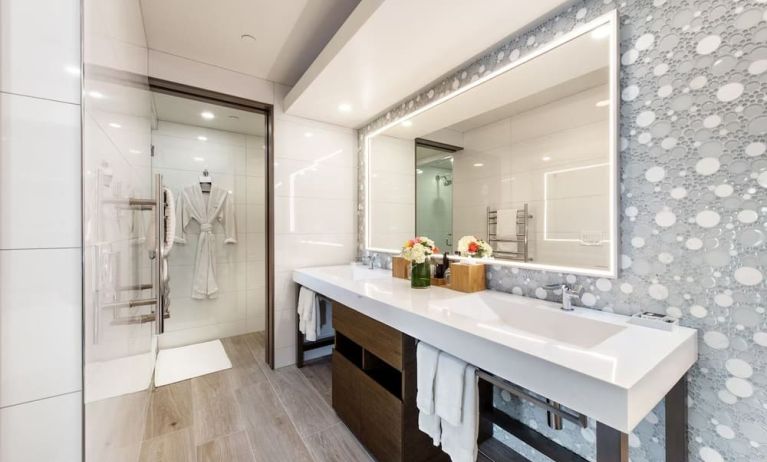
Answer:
65;65;80;76
201;111;215;120
304;132;314;138
338;103;352;112
197;136;208;141
416;169;424;175
473;163;484;167
88;91;105;99
595;99;610;107
542;156;551;161
401;120;413;127
193;157;205;162
108;122;121;128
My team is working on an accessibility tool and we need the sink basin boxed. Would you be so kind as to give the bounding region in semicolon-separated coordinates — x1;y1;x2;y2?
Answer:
435;293;625;348
320;265;391;282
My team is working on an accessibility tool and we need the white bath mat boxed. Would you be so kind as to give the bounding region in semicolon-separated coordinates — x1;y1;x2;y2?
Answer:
154;339;232;387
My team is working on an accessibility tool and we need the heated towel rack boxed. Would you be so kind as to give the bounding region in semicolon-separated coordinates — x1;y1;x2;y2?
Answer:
487;205;533;262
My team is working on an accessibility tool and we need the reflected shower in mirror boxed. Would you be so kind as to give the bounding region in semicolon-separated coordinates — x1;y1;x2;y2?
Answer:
366;14;618;277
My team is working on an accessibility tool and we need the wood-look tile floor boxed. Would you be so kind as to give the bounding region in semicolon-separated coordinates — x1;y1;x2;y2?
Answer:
138;333;374;462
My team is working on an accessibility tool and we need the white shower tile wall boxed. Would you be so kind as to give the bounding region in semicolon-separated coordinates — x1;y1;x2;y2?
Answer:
358;1;767;461
0;0;82;459
153;121;267;348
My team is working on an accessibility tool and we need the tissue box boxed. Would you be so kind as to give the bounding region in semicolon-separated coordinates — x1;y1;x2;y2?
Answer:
449;263;486;293
391;256;409;279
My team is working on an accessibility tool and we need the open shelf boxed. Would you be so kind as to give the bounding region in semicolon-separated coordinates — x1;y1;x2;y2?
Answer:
335;332;363;368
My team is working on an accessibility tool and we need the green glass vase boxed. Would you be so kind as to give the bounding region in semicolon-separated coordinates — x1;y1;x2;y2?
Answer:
411;262;431;289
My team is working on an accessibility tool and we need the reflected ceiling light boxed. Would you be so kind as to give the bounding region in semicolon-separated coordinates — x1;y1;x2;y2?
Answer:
88;91;105;99
473;163;484;167
591;25;611;40
401;120;413;127
65;65;80;76
338;103;352;112
542;156;551;161
197;136;208;141
108;122;121;128
193;156;205;162
416;169;424;175
129;149;141;154
201;111;215;120
595;99;610;107
304;132;314;138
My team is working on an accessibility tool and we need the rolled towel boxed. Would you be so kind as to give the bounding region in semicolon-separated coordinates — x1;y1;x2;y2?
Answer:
434;352;467;427
416;342;440;414
440;365;479;462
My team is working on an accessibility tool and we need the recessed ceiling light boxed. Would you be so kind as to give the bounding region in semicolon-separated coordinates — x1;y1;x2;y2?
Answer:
108;122;121;128
473;163;484;167
591;25;610;40
197;136;208;141
241;33;257;42
88;91;105;99
595;99;610;107
304;132;314;138
542;156;551;161
129;149;142;154
416;169;423;175
201;111;215;120
401;120;413;127
193;156;205;162
338;103;352;112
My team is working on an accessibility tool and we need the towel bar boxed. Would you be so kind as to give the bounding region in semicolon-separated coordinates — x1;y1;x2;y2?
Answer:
475;369;587;428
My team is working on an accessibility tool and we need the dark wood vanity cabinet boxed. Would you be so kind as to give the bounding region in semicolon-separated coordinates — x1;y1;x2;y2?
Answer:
331;302;448;462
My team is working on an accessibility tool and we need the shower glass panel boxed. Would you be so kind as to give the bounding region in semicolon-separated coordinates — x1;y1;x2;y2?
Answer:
416;144;454;253
150;91;268;349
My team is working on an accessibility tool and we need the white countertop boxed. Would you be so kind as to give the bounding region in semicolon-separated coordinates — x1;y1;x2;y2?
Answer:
293;264;697;433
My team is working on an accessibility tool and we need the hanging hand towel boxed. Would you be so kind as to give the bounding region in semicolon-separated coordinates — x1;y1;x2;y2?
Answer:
417;342;440;414
434;352;467;426
440;365;479;462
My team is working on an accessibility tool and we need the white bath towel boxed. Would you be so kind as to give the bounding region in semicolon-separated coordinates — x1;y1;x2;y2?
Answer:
416;342;440;414
440;365;479;462
297;286;318;341
434;352;467;427
419;410;442;446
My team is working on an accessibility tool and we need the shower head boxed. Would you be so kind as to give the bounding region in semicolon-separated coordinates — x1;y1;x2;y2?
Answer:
435;174;452;186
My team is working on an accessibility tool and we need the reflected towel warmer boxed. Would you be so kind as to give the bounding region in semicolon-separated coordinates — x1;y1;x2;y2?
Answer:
487;205;533;262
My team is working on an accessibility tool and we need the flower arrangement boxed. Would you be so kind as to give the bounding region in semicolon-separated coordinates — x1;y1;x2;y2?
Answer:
457;235;493;258
401;236;439;264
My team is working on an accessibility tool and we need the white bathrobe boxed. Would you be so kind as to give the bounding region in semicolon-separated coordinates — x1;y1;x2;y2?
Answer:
174;184;237;299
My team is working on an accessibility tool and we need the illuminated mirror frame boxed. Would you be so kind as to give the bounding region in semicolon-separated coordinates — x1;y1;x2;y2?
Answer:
364;11;619;278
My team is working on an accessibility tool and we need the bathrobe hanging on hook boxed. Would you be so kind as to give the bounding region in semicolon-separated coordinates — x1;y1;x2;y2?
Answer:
174;184;237;299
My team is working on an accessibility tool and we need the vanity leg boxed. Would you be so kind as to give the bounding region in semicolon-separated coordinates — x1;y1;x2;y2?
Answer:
665;374;688;462
596;422;628;462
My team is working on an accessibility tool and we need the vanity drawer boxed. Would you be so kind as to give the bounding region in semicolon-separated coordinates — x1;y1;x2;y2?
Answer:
333;302;403;370
332;352;361;434
359;367;403;462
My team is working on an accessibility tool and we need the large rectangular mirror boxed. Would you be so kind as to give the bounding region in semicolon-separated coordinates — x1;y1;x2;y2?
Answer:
365;12;619;277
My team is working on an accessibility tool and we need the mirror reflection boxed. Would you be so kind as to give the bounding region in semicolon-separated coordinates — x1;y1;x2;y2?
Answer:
367;20;617;276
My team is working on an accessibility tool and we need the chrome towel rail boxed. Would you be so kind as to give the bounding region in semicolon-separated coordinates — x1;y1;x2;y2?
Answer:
476;369;588;428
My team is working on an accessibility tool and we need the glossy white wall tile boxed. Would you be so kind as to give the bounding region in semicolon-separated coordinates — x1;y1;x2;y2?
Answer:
0;249;82;407
0;93;81;250
273;83;356;367
0;392;82;462
0;0;81;104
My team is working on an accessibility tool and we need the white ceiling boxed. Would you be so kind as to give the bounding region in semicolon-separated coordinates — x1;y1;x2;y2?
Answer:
139;0;360;86
284;0;571;128
151;92;266;136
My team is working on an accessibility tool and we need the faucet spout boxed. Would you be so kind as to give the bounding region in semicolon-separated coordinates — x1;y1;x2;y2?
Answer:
544;283;581;311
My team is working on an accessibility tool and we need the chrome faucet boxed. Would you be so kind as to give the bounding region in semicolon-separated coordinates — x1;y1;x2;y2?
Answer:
544;283;582;311
369;253;379;269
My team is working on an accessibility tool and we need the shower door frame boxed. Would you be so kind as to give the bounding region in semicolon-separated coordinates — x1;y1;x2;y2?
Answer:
148;77;276;368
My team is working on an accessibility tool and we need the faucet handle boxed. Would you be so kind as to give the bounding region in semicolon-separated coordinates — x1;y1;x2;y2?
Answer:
543;283;567;291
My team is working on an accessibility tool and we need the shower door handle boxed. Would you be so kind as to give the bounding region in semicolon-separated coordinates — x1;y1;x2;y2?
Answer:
154;173;167;335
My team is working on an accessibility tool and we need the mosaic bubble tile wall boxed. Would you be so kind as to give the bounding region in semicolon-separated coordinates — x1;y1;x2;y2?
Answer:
356;0;767;460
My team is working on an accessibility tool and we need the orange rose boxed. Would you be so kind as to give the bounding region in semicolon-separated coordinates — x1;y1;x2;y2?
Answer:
468;242;479;253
